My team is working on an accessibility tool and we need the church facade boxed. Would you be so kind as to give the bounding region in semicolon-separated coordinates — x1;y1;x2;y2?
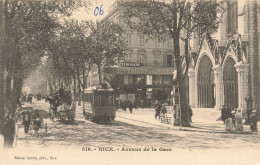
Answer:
188;0;260;115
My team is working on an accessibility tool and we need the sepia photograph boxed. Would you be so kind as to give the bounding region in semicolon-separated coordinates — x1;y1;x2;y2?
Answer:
0;0;259;164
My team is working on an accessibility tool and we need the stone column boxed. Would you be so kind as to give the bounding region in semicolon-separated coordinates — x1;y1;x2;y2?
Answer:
188;68;195;108
212;64;224;111
235;62;249;111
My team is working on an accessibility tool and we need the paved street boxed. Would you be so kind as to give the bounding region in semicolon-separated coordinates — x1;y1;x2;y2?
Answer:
10;99;260;150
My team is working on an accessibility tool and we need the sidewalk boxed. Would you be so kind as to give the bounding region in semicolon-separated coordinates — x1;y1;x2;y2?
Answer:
116;107;258;134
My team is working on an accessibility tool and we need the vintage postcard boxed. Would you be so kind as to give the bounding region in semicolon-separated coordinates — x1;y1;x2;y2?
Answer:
0;0;259;164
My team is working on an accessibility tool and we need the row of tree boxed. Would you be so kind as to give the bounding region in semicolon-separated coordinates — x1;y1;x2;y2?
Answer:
0;0;127;148
40;19;126;105
0;0;92;147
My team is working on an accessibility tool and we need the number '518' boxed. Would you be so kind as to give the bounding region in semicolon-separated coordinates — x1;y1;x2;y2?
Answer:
94;5;104;16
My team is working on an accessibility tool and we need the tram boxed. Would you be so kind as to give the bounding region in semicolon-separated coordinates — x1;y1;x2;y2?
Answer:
82;83;116;122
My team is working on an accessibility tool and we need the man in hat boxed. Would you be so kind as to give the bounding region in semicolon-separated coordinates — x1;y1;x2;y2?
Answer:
245;95;253;123
250;110;258;132
245;95;253;110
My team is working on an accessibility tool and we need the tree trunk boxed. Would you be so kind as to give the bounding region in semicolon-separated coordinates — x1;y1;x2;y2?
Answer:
3;116;15;148
53;77;56;91
97;64;102;84
73;73;76;101
173;32;190;127
12;76;23;108
82;65;86;89
48;78;53;93
58;75;61;88
0;0;5;134
5;73;12;106
76;67;81;106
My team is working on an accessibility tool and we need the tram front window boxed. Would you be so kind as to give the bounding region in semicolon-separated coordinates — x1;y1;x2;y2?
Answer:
100;95;113;106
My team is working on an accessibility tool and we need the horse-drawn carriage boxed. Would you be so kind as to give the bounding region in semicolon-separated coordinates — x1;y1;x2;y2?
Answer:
46;89;76;123
56;103;76;122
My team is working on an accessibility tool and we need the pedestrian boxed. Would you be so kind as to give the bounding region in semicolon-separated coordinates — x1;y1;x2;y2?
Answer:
154;102;162;120
123;100;127;112
21;110;31;134
27;94;32;103
119;100;123;110
246;108;252;124
141;100;144;109
134;99;138;110
161;104;167;116
188;105;193;123
32;110;43;134
221;105;227;123
235;109;243;131
115;99;119;111
245;95;253;111
231;108;237;129
129;101;133;114
250;110;258;132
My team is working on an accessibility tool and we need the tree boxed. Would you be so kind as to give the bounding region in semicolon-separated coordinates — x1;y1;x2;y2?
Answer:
119;0;224;127
0;0;5;134
87;21;126;84
58;19;92;105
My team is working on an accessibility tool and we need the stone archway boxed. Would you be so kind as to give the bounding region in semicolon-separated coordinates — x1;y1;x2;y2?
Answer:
197;56;215;108
223;57;238;109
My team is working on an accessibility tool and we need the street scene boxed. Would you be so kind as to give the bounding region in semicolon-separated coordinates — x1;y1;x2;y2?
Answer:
0;0;260;164
10;99;260;150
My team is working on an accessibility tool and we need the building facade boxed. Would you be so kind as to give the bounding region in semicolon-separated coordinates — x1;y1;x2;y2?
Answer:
188;0;260;116
101;0;260;114
102;2;185;106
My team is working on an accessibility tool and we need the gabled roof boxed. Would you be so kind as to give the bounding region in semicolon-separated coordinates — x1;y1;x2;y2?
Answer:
195;33;219;66
220;34;242;65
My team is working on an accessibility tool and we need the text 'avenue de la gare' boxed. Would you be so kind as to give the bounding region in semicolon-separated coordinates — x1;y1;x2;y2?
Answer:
82;147;173;152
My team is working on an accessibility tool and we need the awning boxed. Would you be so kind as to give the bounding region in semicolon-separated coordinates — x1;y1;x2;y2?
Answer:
104;66;175;75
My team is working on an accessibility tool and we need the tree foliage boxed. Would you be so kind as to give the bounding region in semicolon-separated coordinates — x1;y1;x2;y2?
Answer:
87;20;126;83
0;0;90;148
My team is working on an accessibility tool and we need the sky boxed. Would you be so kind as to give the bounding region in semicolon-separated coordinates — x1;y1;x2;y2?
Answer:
70;0;116;22
70;0;246;40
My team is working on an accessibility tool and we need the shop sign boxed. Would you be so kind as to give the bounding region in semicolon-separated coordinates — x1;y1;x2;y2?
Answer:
119;62;141;67
105;67;175;75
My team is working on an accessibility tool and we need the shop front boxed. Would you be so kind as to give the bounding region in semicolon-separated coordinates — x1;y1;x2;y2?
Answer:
104;66;174;107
